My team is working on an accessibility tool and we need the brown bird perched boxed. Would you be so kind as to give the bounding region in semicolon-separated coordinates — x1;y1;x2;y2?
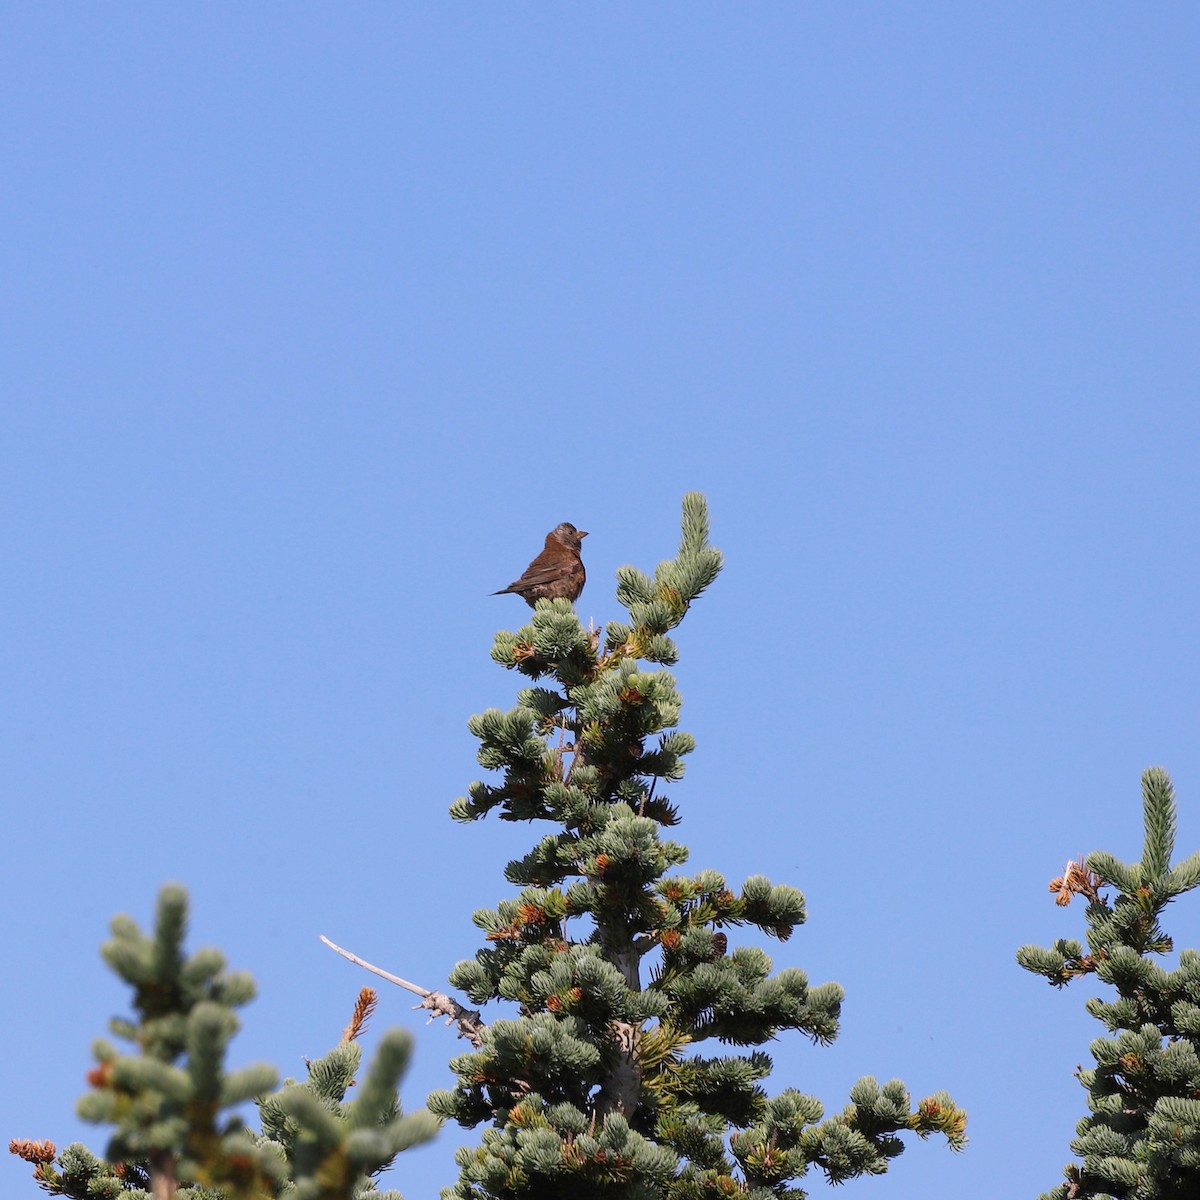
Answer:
492;522;588;606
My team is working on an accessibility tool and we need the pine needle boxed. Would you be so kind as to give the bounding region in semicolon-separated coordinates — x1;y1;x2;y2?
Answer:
341;987;379;1043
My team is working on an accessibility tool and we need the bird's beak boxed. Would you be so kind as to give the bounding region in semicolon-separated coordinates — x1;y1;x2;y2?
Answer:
578;530;589;538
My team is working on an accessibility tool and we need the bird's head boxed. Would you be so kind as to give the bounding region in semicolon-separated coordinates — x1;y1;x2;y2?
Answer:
550;522;588;550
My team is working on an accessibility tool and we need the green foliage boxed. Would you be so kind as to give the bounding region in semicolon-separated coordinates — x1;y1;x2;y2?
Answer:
1018;767;1200;1200
436;494;965;1198
256;1026;440;1200
11;886;437;1200
68;883;286;1200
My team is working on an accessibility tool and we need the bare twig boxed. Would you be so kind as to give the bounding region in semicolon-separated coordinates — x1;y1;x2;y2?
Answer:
320;936;486;1047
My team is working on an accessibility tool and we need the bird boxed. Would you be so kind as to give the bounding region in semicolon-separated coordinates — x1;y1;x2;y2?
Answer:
493;522;588;606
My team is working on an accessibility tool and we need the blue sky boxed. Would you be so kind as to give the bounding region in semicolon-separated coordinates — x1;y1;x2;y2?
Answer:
3;6;1199;1198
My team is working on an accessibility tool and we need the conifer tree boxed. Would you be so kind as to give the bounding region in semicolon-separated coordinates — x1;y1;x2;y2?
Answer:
10;884;437;1200
426;493;966;1199
1018;766;1200;1199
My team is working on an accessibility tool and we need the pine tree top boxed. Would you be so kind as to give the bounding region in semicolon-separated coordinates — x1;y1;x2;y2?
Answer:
434;495;965;1199
1018;767;1200;1200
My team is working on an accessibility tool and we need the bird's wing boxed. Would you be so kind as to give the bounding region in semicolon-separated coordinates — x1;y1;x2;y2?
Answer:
507;556;570;589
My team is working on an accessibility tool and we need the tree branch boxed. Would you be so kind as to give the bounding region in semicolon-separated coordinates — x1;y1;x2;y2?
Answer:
320;935;486;1048
148;1150;175;1200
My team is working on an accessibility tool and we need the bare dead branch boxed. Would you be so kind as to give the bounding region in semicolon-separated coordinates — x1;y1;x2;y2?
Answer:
320;935;486;1047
